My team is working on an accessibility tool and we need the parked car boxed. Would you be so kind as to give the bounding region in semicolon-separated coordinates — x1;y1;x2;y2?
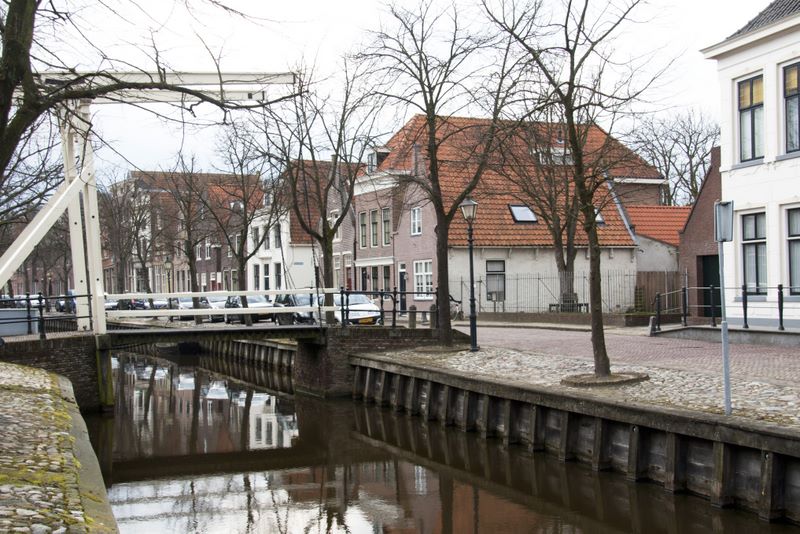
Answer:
206;294;228;322
55;290;77;313
273;293;318;325
331;293;382;325
104;297;119;311
172;296;212;321
224;295;275;323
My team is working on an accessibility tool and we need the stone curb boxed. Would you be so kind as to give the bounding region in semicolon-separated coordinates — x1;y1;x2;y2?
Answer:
57;378;117;533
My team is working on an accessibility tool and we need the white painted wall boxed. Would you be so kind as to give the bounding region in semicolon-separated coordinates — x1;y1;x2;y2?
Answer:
707;15;800;328
246;211;316;291
447;246;639;313
635;236;679;271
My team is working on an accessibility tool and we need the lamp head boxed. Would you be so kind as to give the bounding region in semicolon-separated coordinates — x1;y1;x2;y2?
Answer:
459;197;478;223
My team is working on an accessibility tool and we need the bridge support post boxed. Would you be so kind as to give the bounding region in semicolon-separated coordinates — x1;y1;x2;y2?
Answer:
95;335;114;412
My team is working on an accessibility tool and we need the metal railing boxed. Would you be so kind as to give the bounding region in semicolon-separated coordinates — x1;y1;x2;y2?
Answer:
104;287;439;329
0;292;93;340
652;285;797;332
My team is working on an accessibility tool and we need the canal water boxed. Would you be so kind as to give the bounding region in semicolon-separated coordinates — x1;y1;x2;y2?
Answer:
86;352;800;533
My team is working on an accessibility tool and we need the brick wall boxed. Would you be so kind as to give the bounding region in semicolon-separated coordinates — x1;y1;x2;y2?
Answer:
678;148;721;316
0;334;101;410
294;327;468;397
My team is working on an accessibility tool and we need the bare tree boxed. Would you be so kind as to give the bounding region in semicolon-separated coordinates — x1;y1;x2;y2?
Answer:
364;1;522;344
0;1;298;215
99;176;138;293
256;63;382;323
148;158;216;323
486;0;661;376
627;110;719;205
202;121;286;325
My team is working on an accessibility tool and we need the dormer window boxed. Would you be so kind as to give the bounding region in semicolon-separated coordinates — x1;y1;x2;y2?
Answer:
533;146;573;166
595;207;605;226
509;205;537;223
367;152;377;173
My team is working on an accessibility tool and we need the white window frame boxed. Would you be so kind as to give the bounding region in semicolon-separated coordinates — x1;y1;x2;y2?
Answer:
413;260;433;299
370;209;379;247
411;207;422;236
382;207;391;246
330;210;341;242
205;239;211;260
359;211;367;248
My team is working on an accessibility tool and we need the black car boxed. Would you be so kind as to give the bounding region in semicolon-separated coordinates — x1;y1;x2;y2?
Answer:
224;295;275;323
273;293;318;325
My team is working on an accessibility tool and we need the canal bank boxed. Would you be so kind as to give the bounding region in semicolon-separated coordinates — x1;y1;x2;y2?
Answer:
0;362;116;532
351;345;800;524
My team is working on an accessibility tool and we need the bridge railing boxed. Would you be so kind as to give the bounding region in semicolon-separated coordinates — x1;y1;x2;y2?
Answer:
0;292;92;339
103;286;439;328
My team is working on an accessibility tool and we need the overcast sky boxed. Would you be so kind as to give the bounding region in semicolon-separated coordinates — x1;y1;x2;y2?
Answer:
85;0;774;176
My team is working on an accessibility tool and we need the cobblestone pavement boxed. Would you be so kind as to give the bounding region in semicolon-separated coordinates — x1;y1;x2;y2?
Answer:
419;326;800;430
0;363;91;533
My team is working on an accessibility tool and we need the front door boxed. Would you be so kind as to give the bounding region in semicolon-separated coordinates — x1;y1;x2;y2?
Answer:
699;255;720;317
399;263;407;312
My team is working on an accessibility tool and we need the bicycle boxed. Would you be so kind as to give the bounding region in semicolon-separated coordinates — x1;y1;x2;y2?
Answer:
449;295;464;320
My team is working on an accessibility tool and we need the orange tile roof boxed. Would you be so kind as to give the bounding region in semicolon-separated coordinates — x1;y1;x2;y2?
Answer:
374;115;658;248
625;205;692;247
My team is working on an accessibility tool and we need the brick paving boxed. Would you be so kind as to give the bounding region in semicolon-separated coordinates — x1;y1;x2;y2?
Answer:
467;325;800;386
410;324;800;430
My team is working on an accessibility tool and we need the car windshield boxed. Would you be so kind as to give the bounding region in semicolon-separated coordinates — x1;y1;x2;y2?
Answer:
292;294;314;306
333;294;372;306
179;297;208;303
246;295;268;304
206;295;226;303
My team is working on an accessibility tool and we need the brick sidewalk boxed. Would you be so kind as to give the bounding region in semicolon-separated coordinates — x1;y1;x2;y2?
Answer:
464;326;800;387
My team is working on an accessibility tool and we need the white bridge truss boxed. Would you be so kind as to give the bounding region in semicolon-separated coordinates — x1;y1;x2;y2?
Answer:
0;72;295;334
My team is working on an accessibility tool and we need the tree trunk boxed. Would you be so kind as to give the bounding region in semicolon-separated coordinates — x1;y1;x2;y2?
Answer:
435;212;453;345
239;259;252;326
321;236;336;324
584;214;610;377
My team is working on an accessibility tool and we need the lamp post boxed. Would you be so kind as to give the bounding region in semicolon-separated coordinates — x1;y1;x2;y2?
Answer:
164;256;173;321
459;197;479;352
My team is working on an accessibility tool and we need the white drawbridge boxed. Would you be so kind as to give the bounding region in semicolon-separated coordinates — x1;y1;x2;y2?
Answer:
0;72;295;335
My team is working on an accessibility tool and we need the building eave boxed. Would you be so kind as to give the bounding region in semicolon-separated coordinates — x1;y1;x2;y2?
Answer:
702;12;800;59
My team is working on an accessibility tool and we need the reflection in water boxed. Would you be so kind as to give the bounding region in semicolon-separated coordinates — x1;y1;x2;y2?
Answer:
86;352;800;534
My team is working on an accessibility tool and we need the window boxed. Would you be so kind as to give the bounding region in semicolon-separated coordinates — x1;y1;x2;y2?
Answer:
509;205;537;223
196;243;202;259
486;260;506;301
411;207;422;235
253;264;260;290
252;227;260;250
263;226;270;250
742;212;766;294
789;209;800;294
367;152;377;173
263;263;270;291
274;262;282;290
371;266;379;289
786;64;800;153
739;75;764;161
274;224;282;248
359;212;367;248
370;209;379;247
413;260;433;298
383;265;391;291
205;239;211;259
330;210;341;242
201;272;207;291
595;207;605;225
382;208;391;245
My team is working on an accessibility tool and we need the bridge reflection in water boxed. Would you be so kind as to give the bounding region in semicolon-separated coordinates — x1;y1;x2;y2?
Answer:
86;352;798;534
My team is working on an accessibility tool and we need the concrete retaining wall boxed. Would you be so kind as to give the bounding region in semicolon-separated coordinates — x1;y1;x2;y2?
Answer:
351;354;800;523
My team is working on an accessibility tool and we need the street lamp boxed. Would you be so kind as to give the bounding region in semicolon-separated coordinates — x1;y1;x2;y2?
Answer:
164;256;173;321
459;197;479;352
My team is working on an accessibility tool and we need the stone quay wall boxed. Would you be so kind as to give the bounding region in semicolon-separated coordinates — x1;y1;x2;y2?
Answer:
351;353;800;524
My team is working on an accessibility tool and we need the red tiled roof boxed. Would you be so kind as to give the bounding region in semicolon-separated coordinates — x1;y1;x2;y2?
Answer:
375;115;657;248
626;205;691;247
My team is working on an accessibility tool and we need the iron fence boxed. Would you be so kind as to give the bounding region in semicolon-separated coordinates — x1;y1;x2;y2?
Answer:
448;270;680;314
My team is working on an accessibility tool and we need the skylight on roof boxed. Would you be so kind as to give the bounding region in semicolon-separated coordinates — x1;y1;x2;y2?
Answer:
509;205;537;223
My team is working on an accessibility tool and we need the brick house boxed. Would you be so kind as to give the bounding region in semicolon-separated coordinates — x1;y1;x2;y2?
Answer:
678;147;722;318
331;115;669;313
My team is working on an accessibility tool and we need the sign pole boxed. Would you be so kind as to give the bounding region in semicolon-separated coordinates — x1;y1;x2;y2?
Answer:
714;201;733;415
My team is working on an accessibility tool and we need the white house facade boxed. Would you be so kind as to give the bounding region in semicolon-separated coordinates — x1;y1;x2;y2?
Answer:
704;1;800;328
246;211;315;293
